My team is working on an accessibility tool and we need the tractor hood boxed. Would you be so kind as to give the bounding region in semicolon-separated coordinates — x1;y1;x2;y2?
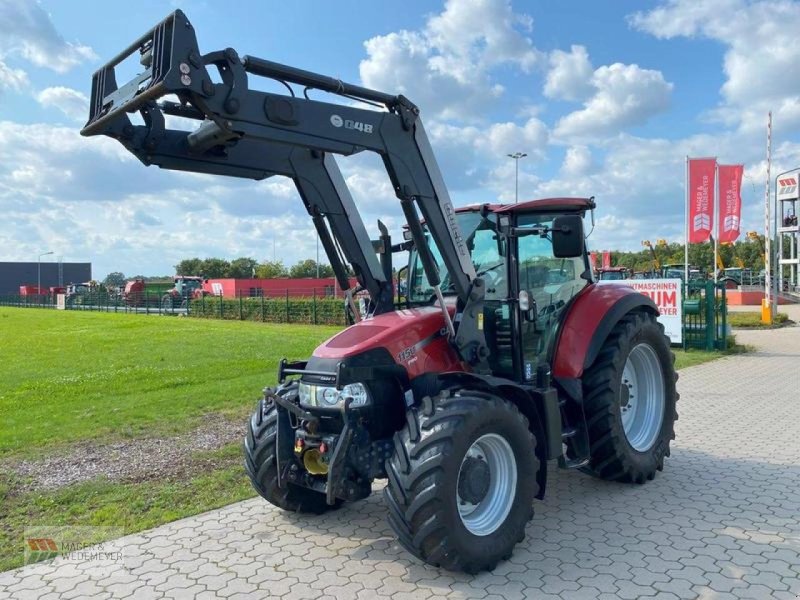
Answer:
312;305;464;378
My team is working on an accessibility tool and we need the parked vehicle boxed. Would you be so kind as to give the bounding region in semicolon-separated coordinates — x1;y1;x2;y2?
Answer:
597;267;631;281
161;276;205;310
84;10;679;573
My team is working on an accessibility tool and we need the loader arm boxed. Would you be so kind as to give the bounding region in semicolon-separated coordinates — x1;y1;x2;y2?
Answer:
80;10;488;367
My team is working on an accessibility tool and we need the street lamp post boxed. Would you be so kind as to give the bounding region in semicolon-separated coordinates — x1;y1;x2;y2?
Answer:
507;152;527;204
38;251;54;296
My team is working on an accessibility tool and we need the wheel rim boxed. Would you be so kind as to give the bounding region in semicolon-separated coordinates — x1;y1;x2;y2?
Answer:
620;343;666;452
456;433;517;536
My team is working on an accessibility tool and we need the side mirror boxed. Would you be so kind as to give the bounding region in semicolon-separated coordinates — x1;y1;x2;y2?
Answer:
397;266;408;301
518;290;536;322
552;215;584;258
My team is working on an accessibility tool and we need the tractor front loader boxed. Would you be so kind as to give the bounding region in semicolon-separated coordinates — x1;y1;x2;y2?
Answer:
82;10;678;574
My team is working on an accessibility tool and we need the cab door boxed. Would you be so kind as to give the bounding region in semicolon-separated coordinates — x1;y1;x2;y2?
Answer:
513;213;588;382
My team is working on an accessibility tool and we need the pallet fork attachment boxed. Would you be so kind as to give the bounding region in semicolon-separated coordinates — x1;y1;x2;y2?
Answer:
81;10;489;368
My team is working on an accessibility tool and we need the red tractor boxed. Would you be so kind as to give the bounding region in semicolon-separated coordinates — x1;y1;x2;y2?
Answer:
83;11;678;573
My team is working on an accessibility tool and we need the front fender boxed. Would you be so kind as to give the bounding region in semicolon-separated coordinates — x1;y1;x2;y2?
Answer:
552;283;658;381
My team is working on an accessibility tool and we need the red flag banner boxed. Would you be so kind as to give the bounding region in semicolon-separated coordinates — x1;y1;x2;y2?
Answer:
589;251;598;270
688;158;716;243
602;251;611;269
718;164;743;243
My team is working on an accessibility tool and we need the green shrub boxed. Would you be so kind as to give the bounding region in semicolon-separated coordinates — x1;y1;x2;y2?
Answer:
189;296;347;325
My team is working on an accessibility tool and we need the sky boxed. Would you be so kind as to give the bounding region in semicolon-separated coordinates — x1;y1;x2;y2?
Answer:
1;0;799;279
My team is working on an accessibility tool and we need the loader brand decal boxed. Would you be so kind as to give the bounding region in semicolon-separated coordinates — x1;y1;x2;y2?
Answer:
443;201;468;257
597;278;683;344
330;114;373;133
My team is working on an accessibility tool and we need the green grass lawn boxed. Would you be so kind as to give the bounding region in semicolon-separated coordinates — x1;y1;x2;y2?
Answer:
672;346;747;370
727;311;791;329
0;308;338;571
0;307;744;572
0;309;339;459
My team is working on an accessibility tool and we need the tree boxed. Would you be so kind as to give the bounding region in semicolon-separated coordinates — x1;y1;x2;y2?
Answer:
103;272;126;287
200;258;230;278
175;258;203;276
255;260;287;279
289;259;334;278
228;257;258;279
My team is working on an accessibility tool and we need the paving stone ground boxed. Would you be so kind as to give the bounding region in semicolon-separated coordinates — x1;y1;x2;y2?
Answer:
2;324;799;599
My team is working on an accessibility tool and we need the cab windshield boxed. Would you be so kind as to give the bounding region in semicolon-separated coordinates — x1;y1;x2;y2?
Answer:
408;211;505;303
599;270;625;281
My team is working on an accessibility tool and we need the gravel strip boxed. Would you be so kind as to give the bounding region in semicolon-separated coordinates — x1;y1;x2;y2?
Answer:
5;413;246;492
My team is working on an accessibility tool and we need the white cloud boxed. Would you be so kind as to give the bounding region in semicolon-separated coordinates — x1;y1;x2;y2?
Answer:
544;45;594;102
0;120;407;278
630;0;800;133
359;0;541;119
36;86;88;121
554;63;673;141
0;0;96;73
0;58;28;92
485;117;549;158
561;146;594;176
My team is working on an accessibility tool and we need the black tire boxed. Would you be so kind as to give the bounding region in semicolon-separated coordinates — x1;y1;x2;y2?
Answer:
244;397;341;514
384;390;539;573
581;311;678;483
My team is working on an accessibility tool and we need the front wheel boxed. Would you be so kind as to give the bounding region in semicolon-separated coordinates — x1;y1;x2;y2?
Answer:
384;390;539;573
244;397;340;514
581;311;678;483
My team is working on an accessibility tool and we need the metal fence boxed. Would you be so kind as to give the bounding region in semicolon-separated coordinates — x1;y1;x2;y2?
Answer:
3;284;731;345
0;292;190;315
683;280;728;351
0;290;348;325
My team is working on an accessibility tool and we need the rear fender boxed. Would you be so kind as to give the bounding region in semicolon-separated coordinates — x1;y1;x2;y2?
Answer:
553;283;659;383
435;372;550;500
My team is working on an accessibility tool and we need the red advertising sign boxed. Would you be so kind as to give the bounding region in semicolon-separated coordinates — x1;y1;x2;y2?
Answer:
601;251;611;269
688;158;716;243
589;251;598;270
718;164;743;243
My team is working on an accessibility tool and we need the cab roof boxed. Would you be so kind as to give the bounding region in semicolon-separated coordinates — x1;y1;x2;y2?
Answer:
455;197;595;215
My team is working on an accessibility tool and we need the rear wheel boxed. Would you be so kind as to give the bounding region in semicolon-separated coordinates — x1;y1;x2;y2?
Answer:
244;397;340;514
161;295;172;311
384;390;538;573
581;311;678;483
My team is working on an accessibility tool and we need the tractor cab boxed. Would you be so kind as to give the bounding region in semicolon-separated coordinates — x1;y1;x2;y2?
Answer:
406;198;592;383
173;276;203;296
597;267;630;281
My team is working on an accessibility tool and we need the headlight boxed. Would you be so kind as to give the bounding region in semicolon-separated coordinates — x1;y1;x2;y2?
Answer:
298;382;370;408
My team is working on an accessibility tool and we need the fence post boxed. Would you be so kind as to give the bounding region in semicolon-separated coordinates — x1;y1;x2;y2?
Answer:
720;284;728;350
704;280;714;351
285;290;290;323
219;294;223;319
261;293;265;322
313;288;317;325
239;292;244;321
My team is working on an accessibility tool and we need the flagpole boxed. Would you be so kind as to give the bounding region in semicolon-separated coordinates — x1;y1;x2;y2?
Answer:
685;156;689;284
763;111;773;323
714;162;719;284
